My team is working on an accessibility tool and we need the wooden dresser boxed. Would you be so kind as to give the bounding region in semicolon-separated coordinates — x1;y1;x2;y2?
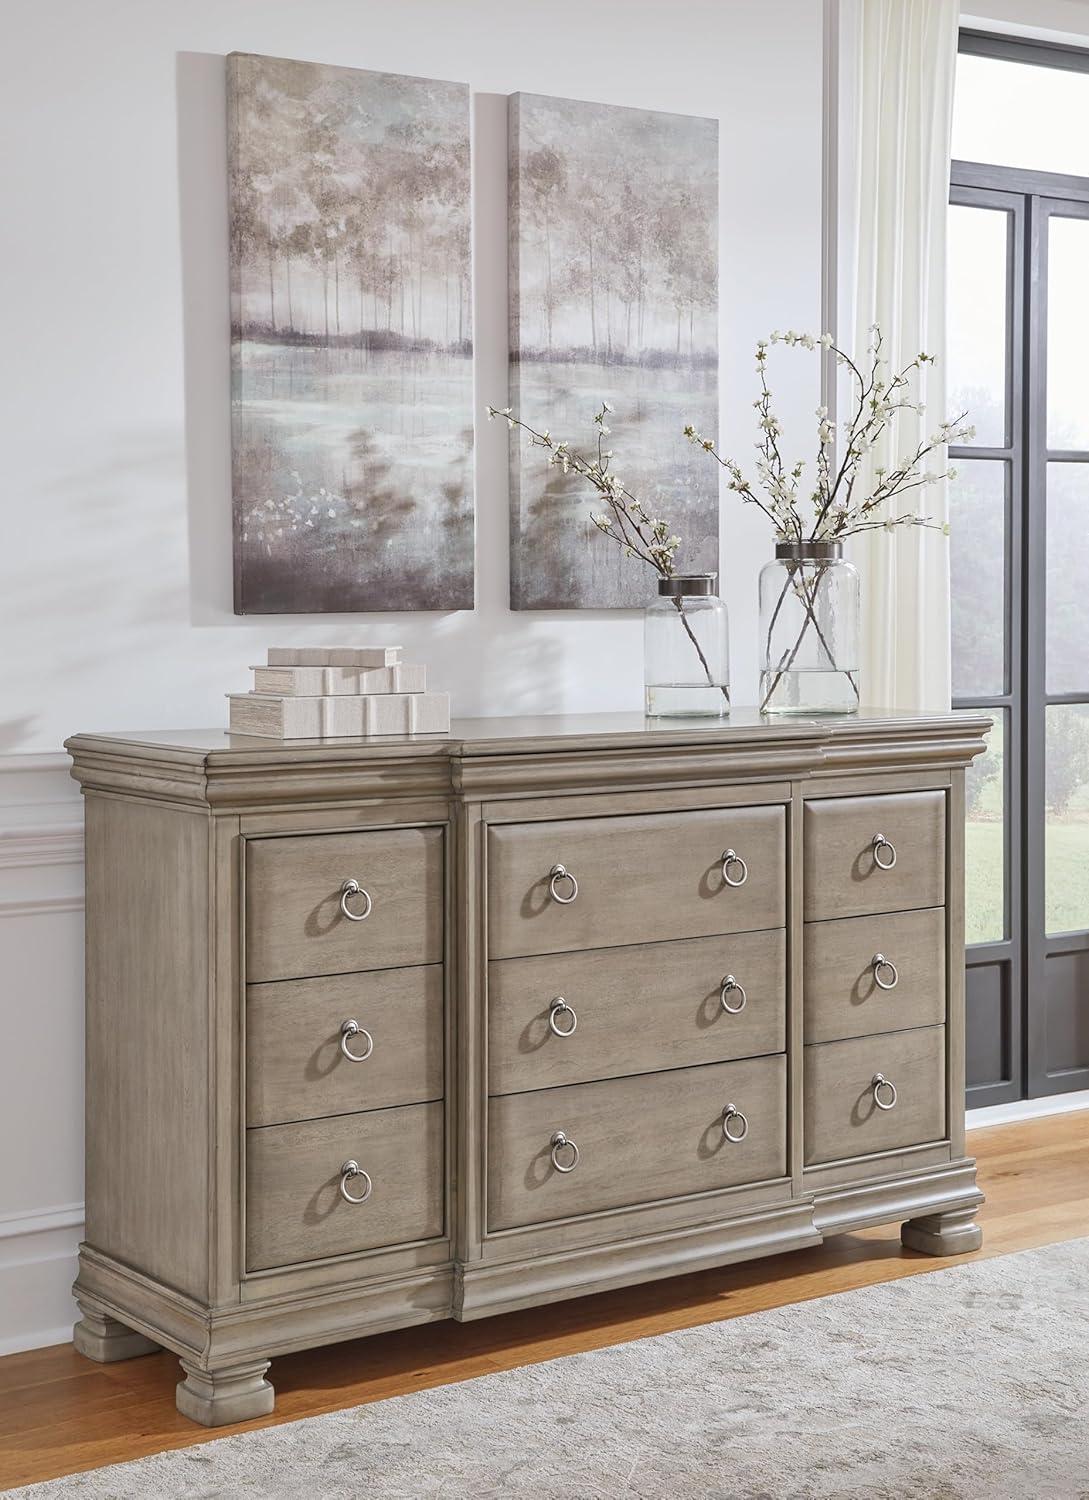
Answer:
65;710;989;1425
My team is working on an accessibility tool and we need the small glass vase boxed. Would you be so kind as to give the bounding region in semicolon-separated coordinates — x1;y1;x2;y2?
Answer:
645;574;730;718
759;541;859;715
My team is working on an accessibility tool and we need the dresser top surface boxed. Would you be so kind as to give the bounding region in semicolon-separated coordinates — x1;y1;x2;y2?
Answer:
66;708;991;764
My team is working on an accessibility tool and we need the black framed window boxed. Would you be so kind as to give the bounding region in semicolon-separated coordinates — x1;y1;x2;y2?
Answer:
951;30;1089;1104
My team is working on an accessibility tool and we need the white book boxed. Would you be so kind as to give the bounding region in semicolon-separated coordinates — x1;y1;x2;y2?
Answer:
266;646;403;668
251;663;427;697
229;691;450;739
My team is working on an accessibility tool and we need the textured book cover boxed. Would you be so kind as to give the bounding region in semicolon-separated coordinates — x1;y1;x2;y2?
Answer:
265;646;403;668
252;663;426;696
229;691;450;738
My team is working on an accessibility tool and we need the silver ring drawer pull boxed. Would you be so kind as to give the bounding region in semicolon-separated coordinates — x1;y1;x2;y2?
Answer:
548;996;578;1036
340;878;373;921
871;834;897;871
339;1019;374;1062
548;863;579;904
719;975;748;1014
872;1073;898;1110
339;1160;373;1204
550;1130;580;1172
871;954;899;991
720;849;749;887
721;1103;749;1142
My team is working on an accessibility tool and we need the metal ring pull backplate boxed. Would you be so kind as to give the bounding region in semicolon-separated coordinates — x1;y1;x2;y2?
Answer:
548;864;579;904
339;1160;373;1203
872;1073;898;1110
550;1130;580;1172
548;997;578;1036
871;834;897;871
871;954;899;991
721;1103;749;1142
719;975;747;1014
340;878;373;921
340;1019;374;1062
720;849;749;888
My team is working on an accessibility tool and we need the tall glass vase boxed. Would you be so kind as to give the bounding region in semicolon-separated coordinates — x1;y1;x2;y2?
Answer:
759;542;859;715
645;574;730;718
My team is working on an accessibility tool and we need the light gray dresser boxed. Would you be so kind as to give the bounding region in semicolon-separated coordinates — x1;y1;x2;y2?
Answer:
65;710;989;1425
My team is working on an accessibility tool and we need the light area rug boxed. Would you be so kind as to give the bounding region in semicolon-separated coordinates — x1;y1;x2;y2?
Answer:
12;1238;1089;1500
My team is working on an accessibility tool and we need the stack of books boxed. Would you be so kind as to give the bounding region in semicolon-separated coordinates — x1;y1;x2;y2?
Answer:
228;647;450;738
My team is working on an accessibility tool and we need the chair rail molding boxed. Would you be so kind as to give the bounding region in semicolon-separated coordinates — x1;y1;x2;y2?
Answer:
0;749;86;1353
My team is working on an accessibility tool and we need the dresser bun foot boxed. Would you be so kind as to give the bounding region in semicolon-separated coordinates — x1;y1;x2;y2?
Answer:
73;1302;160;1363
176;1358;275;1426
901;1205;983;1256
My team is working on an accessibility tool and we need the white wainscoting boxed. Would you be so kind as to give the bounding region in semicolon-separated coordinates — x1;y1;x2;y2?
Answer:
0;753;85;1354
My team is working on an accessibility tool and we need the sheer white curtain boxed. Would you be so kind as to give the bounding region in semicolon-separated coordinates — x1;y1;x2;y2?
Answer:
842;0;959;711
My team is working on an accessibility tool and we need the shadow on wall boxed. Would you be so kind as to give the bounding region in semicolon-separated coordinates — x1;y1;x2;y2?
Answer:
6;429;192;752
176;50;232;628
0;718;41;752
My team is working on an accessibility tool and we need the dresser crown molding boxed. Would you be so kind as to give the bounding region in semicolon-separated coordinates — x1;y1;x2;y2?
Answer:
66;709;990;805
65;710;990;1424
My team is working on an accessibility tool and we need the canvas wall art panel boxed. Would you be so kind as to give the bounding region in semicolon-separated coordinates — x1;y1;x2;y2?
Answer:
228;53;473;613
508;93;719;610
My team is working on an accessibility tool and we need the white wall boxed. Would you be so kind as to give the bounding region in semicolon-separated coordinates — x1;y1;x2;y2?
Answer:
0;0;824;1351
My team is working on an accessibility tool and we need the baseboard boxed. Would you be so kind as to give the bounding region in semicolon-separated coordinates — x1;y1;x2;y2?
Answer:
0;1204;83;1355
0;1324;74;1358
0;754;85;1358
967;1091;1089;1129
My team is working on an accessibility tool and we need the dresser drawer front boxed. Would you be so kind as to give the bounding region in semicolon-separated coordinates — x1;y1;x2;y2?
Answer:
803;908;946;1045
489;931;786;1095
803;1026;946;1166
487;1055;786;1231
803;791;945;921
246;966;444;1128
487;806;786;961
246;1102;443;1271
246;828;443;982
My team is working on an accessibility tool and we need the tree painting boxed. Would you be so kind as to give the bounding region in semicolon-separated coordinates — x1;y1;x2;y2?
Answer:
228;53;473;613
508;94;719;609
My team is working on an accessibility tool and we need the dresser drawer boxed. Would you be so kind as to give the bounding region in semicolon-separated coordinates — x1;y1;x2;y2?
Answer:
803;791;945;922
489;931;786;1096
487;806;786;961
487;1054;786;1231
803;1026;946;1166
803;908;946;1045
246;1101;443;1271
246;827;443;982
246;966;444;1128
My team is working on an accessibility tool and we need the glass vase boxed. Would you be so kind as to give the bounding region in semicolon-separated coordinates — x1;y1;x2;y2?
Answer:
759;542;859;715
645;574;730;717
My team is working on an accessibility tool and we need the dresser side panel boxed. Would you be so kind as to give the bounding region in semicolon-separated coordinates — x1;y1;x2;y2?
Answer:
83;793;211;1300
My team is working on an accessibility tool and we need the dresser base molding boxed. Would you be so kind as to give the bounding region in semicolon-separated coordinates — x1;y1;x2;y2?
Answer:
811;1157;984;1239
456;1202;823;1321
901;1204;984;1256
74;1246;454;1366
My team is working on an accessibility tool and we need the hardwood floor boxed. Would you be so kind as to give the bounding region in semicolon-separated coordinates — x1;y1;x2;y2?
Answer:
1;1111;1086;1493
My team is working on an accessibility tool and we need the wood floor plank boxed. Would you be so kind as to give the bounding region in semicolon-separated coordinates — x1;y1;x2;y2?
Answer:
1;1112;1086;1492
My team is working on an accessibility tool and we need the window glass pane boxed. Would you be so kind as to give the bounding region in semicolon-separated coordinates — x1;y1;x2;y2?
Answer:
947;204;1007;447
1045;704;1089;935
953;52;1089;177
966;711;1006;945
1047;217;1089;450
950;460;1006;697
1047;463;1089;694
